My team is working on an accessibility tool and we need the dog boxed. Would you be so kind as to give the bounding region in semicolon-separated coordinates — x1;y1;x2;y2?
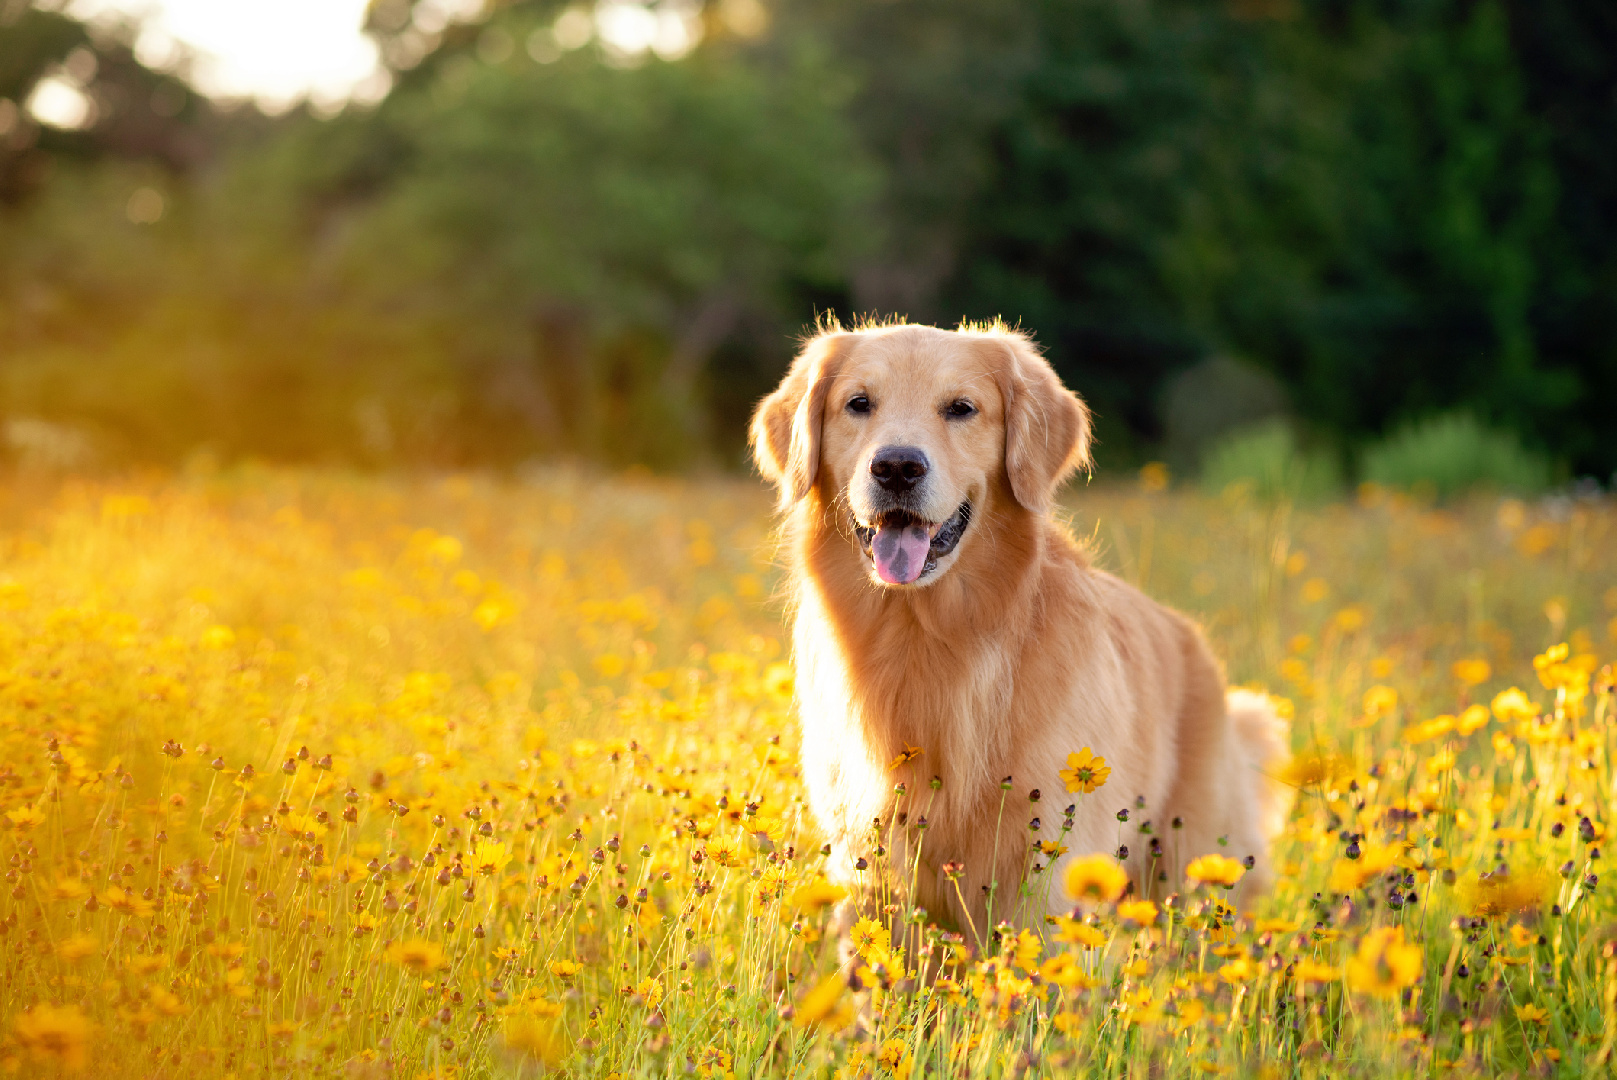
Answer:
749;320;1288;945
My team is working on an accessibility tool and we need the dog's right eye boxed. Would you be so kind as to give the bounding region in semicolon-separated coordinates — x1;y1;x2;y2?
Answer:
846;395;871;415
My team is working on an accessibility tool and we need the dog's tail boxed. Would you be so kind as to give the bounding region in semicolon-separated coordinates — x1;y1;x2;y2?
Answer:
1226;688;1293;843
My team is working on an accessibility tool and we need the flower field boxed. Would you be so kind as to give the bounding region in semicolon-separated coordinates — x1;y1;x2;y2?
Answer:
0;467;1614;1078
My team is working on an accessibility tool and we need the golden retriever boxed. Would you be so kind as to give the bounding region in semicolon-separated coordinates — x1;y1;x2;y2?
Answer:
750;320;1287;943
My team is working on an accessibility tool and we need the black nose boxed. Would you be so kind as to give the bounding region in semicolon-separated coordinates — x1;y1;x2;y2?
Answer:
869;445;929;494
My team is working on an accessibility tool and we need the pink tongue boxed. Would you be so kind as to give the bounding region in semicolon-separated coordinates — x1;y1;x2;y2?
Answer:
872;523;931;584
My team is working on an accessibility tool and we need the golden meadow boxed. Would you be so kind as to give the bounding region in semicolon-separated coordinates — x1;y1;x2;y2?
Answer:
0;467;1613;1079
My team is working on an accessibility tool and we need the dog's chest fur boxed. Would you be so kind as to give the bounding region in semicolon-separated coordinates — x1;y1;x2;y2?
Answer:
791;588;1018;922
794;581;1015;816
790;516;1076;922
783;505;1181;932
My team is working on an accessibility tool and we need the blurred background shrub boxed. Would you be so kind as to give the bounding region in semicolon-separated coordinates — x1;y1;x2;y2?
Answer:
0;0;1613;488
1200;420;1343;504
1361;413;1553;499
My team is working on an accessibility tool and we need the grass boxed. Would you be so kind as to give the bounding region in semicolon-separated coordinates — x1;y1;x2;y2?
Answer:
0;465;1614;1078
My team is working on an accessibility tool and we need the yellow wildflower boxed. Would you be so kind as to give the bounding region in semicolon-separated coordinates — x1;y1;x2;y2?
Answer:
1491;687;1537;723
849;917;890;960
1117;899;1159;926
1219;957;1257;983
199;624;235;649
1492;730;1517;761
1456;704;1491;736
634;977;663;1009
150;988;185;1017
1335;606;1366;633
790;879;847;911
1451;658;1491;685
384;939;448;973
1053;916;1107;949
750;864;793;912
592;653;627;679
1402;715;1454;744
223;966;252;999
504;1013;568;1067
100;886;155;919
126;953;168;976
6;806;46;830
704;835;744;868
48;877;89;901
1059;748;1111;794
1515;1003;1550;1026
57;934;98;962
1063;854;1128;903
1346;927;1422;998
793;971;847;1027
1533;643;1569;683
13;1004;93;1072
1279;750;1354;791
1293;959;1337;983
1362;685;1398;718
876;1039;912;1080
749;815;788;847
887;743;923;770
762;662;794;699
1124;986;1163;1024
471;840;509;876
1423;747;1456;773
1185;854;1246;889
695;1045;733;1080
1459;869;1551;918
1038;952;1095;990
1329;843;1400;892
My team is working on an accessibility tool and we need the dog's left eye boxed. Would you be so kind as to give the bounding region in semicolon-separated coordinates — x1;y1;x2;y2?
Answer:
945;399;976;418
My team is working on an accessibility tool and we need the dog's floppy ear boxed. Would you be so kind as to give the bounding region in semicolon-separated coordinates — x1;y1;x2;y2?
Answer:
750;332;852;508
988;331;1091;514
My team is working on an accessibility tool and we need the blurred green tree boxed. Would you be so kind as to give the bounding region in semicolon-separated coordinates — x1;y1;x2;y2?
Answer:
790;0;1614;477
0;4;210;203
1;0;1613;477
0;1;876;467
319;10;877;464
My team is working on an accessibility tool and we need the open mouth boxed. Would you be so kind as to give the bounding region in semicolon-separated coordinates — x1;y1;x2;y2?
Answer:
852;502;972;585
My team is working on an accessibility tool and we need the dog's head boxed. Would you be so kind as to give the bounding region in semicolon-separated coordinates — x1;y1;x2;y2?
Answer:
750;323;1090;587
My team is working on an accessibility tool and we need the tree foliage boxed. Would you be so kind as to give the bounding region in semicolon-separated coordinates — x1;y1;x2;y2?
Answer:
795;0;1612;474
323;21;875;463
0;0;1612;476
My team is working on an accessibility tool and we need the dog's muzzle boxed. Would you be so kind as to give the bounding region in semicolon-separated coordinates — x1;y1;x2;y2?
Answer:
853;502;972;585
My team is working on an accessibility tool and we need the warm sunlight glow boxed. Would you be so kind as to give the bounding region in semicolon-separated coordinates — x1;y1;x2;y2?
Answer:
24;73;96;128
595;0;701;61
72;0;386;110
